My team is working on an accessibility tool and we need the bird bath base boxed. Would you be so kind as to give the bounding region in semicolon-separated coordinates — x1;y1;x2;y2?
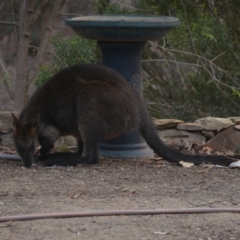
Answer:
66;15;179;159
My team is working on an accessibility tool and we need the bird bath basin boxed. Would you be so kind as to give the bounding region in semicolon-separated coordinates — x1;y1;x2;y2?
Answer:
66;15;179;158
66;15;179;41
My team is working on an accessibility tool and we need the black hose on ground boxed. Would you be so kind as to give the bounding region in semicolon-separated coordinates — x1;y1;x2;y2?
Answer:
0;208;240;223
0;153;21;161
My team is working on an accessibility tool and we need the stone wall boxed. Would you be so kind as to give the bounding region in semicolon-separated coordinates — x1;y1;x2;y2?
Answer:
154;117;240;154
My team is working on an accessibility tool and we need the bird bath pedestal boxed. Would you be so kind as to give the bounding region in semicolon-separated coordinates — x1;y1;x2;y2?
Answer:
66;15;179;159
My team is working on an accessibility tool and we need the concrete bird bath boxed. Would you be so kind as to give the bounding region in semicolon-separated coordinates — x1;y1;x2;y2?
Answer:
66;15;179;159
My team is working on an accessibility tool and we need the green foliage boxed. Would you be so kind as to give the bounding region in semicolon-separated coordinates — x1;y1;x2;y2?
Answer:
96;0;135;14
0;73;11;86
34;65;60;87
135;0;240;120
35;34;100;86
56;145;71;152
231;87;240;98
50;34;100;66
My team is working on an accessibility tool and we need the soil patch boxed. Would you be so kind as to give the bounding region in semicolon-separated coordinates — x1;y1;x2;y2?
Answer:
0;157;240;239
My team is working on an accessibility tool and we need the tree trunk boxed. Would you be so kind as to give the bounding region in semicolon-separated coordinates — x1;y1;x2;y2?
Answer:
13;0;65;111
13;0;35;111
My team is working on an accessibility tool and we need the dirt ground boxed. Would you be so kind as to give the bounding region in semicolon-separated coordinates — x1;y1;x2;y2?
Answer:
0;156;240;240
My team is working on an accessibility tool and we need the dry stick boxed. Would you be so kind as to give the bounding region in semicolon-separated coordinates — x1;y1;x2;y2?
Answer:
0;208;240;223
0;58;15;100
148;40;239;88
142;58;240;109
10;0;18;47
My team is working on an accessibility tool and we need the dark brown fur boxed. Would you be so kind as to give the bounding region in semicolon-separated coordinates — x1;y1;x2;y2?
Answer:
12;64;237;167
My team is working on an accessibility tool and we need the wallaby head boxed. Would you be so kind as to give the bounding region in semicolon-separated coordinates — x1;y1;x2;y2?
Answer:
12;113;39;168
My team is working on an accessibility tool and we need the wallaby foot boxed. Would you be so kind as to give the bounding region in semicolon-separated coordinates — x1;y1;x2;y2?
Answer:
33;144;54;163
42;152;79;166
34;153;48;162
43;157;77;166
42;152;99;166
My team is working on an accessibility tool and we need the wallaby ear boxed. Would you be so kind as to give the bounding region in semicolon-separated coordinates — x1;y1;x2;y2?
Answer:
31;114;39;128
11;112;19;129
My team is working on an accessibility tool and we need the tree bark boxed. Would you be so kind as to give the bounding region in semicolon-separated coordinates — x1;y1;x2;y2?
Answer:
28;0;66;86
0;47;15;100
13;0;35;110
13;0;65;111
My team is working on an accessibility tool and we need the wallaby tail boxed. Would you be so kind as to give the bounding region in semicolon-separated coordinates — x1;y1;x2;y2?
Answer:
139;105;237;166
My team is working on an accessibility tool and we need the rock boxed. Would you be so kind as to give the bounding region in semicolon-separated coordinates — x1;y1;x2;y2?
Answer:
55;136;77;148
0;111;19;134
196;126;240;154
201;130;216;138
234;124;240;130
153;119;184;130
158;129;205;146
194;117;234;131
228;117;240;124
177;123;205;131
0;132;14;146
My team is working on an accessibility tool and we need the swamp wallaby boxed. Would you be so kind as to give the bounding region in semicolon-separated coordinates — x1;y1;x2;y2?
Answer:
12;64;237;167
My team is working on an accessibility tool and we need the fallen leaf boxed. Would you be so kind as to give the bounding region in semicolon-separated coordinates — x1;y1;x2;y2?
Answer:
151;157;163;161
129;189;136;194
229;161;240;168
153;231;168;235
179;161;194;168
71;193;81;199
121;186;130;192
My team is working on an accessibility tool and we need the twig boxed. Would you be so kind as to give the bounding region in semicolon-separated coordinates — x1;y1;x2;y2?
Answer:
145;101;185;109
180;0;198;55
60;13;82;16
0;21;18;26
147;41;240;88
10;0;18;48
29;0;50;28
142;58;240;91
111;0;146;11
0;2;4;11
46;50;65;68
0;47;14;100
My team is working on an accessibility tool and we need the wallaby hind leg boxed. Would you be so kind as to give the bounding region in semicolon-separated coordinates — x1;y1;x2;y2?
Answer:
77;140;83;155
76;103;102;164
79;139;99;164
76;95;105;164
